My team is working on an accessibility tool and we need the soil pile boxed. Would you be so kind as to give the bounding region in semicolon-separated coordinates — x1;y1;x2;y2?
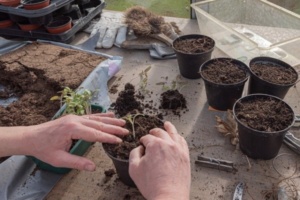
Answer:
111;82;188;118
0;42;106;126
160;89;187;109
110;83;143;117
106;80;189;160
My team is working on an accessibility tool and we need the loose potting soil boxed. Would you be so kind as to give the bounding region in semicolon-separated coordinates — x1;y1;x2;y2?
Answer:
173;36;214;54
201;59;247;84
235;97;294;132
110;82;188;118
108;83;188;159
0;42;106;126
250;63;298;85
160;89;187;109
110;83;144;117
103;114;164;160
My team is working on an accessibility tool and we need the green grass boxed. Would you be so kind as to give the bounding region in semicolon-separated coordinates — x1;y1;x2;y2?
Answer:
104;0;191;18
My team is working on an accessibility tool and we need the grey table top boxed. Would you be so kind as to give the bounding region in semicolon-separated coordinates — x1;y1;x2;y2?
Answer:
44;10;300;200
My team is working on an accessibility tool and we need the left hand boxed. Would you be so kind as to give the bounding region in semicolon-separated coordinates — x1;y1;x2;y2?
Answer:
24;112;128;171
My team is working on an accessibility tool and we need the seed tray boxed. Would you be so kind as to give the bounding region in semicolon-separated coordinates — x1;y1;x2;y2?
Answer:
0;0;105;43
0;0;74;18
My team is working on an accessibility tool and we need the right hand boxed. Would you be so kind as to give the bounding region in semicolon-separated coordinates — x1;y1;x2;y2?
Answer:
129;121;191;200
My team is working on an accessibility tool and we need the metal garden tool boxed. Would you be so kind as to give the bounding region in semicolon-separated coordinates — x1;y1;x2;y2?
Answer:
233;182;244;200
195;155;237;173
283;114;300;155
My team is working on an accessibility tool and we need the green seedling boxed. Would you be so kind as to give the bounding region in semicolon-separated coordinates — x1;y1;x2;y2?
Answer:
122;113;144;139
156;75;187;91
138;66;151;96
51;87;93;116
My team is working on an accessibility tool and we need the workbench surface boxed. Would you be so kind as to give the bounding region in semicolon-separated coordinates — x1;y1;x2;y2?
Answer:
45;10;300;200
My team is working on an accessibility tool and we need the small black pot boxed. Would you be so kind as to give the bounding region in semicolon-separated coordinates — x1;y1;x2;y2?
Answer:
173;34;215;79
9;14;27;23
233;94;295;160
248;57;298;99
200;58;249;111
28;13;53;25
102;144;135;187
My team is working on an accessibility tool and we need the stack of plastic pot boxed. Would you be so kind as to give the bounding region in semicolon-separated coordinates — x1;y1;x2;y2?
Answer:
0;0;105;43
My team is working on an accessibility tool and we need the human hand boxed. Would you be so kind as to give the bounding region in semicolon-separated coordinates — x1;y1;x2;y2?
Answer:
25;112;128;171
129;121;191;200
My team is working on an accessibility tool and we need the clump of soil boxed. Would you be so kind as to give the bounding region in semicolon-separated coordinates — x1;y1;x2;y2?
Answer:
107;83;165;159
106;83;188;159
0;42;106;126
103;114;164;159
104;169;116;177
160;89;187;109
173;35;214;54
250;62;298;85
235;97;294;132
201;59;247;84
110;83;143;117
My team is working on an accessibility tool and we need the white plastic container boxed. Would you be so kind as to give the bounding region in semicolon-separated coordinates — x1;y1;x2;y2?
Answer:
191;0;300;67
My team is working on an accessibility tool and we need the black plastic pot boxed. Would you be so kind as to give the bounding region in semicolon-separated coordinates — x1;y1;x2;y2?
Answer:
28;13;52;25
102;144;135;187
233;94;295;160
172;34;215;79
248;57;298;99
9;13;27;23
200;58;249;111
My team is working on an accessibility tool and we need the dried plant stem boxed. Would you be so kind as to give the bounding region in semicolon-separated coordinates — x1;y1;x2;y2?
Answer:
245;155;251;170
271;153;299;199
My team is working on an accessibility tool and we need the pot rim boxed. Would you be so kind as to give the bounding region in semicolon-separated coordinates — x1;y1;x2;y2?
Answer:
233;93;295;134
102;114;165;162
172;34;215;55
102;143;129;163
200;57;250;85
46;16;72;29
249;56;299;87
21;0;49;5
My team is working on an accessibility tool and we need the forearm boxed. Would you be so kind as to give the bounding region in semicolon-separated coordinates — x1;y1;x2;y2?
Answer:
0;126;33;157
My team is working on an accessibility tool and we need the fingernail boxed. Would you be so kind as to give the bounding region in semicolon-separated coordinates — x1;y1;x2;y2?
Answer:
84;164;95;172
122;128;129;134
116;138;123;143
